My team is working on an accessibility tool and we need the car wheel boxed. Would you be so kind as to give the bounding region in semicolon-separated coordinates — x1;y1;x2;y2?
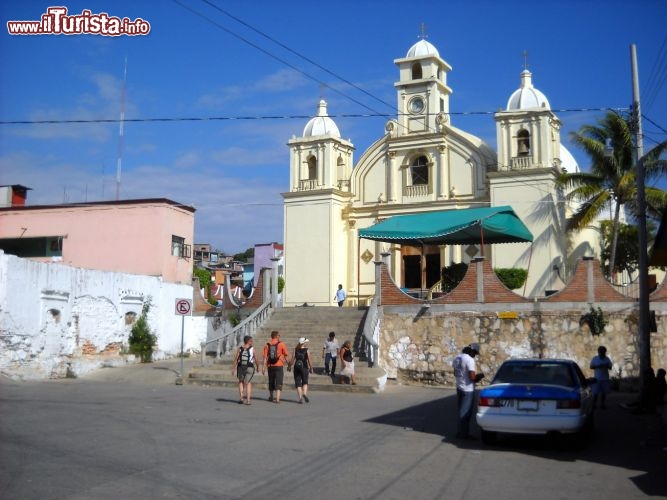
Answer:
481;430;497;445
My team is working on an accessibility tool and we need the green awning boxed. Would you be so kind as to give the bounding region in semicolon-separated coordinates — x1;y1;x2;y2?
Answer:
358;206;533;245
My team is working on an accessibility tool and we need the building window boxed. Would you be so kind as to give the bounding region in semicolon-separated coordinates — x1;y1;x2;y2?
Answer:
171;235;191;258
0;236;62;258
307;156;317;180
517;129;530;156
410;155;429;185
411;62;422;80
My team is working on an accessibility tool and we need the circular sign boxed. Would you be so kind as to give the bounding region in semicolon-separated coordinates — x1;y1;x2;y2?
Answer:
175;299;192;316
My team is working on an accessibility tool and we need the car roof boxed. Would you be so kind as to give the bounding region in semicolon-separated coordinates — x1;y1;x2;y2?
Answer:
500;358;577;365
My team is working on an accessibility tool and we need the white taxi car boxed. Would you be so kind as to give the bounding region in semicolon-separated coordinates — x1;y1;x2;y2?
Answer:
476;359;595;445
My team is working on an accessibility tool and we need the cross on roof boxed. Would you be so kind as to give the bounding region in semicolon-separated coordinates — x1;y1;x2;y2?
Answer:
523;50;529;70
418;22;428;40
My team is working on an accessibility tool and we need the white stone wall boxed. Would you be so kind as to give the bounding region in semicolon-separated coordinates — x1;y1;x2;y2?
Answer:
0;251;208;380
379;306;667;386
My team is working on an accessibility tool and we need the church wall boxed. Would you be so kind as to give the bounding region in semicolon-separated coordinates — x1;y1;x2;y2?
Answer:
448;149;474;197
360;155;387;205
490;170;566;296
283;201;334;306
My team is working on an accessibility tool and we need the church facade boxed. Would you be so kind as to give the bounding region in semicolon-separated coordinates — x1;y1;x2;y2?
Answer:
282;38;581;307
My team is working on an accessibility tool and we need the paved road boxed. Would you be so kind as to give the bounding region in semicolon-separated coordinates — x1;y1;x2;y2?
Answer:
1;360;666;500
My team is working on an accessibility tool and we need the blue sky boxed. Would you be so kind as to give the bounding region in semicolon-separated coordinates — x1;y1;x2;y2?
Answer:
1;0;666;254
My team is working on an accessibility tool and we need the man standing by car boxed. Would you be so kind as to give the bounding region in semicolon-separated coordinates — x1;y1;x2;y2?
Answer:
452;343;484;439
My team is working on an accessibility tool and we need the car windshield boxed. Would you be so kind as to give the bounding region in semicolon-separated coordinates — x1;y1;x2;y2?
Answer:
493;362;575;387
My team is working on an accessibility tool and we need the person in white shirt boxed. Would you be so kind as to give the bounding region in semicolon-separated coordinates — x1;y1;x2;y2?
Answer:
334;284;346;307
322;331;339;377
590;345;613;409
452;343;484;439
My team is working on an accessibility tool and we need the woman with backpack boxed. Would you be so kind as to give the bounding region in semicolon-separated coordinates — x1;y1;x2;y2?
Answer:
288;337;313;404
231;335;256;405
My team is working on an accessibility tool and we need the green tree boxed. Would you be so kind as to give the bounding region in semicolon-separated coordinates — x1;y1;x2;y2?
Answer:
128;297;157;363
193;267;217;305
558;111;667;278
233;247;254;261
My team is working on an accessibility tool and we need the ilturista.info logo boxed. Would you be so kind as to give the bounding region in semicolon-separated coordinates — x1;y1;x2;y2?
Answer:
7;6;151;36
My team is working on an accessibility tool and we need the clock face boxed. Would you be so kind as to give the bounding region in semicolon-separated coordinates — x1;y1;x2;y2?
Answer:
409;96;424;114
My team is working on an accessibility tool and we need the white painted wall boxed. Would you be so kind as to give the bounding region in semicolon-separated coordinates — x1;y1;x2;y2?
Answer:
0;250;208;380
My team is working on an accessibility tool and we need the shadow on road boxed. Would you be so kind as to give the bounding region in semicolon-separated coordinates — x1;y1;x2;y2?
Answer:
365;390;666;496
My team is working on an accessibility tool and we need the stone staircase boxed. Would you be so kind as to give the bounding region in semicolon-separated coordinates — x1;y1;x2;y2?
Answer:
186;306;386;393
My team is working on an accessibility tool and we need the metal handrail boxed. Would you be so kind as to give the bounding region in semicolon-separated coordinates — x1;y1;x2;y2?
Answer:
427;279;443;300
200;299;272;366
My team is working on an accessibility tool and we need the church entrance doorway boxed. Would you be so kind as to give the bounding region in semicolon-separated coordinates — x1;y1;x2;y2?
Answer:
403;255;421;289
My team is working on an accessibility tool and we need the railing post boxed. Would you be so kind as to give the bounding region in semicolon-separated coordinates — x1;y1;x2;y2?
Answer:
200;342;206;366
271;257;280;308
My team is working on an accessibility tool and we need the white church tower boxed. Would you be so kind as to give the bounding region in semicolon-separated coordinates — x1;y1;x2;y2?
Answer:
282;100;355;306
490;68;567;296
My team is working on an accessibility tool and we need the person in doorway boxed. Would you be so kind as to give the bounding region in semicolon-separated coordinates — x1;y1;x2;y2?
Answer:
334;284;347;307
339;340;356;385
231;335;255;405
322;331;339;377
590;345;613;409
452;343;484;440
288;337;313;403
261;330;289;404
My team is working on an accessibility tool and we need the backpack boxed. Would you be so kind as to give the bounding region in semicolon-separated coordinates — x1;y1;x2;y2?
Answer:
267;342;280;364
294;349;306;370
239;346;252;368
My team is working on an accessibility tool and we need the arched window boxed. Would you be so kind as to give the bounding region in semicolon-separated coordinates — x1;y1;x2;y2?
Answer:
517;129;530;156
307;156;317;180
411;62;422;80
411;155;429;185
337;154;344;166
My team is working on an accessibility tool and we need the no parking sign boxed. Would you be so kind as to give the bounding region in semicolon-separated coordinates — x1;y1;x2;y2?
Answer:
175;298;192;316
174;298;192;384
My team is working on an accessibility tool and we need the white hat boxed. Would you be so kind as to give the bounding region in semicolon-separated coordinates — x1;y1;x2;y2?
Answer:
298;337;309;344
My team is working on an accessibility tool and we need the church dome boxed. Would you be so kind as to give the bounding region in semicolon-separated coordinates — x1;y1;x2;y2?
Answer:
302;100;340;138
560;145;579;173
506;70;551;110
406;39;439;58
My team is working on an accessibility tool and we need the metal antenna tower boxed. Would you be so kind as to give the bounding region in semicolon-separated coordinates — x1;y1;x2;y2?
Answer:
116;57;127;200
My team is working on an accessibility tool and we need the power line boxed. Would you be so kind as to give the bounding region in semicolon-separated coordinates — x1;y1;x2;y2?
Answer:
170;0;385;118
199;0;396;113
0;107;628;126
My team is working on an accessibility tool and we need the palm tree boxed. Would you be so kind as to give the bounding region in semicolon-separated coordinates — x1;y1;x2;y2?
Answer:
559;111;667;280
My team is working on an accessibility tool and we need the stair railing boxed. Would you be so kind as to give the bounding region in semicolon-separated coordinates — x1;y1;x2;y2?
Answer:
200;299;273;366
359;297;380;366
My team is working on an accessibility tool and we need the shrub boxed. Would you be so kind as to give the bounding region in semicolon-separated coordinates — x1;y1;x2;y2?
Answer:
580;306;607;336
440;263;469;293
494;268;528;290
128;297;157;363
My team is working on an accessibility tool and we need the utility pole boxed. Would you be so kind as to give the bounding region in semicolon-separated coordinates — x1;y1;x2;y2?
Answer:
630;43;651;382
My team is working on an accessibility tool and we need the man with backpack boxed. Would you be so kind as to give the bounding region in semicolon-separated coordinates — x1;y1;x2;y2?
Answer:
231;335;256;405
262;330;289;404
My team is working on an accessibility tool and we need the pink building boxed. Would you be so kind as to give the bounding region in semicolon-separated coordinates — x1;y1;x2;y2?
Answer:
0;194;195;284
